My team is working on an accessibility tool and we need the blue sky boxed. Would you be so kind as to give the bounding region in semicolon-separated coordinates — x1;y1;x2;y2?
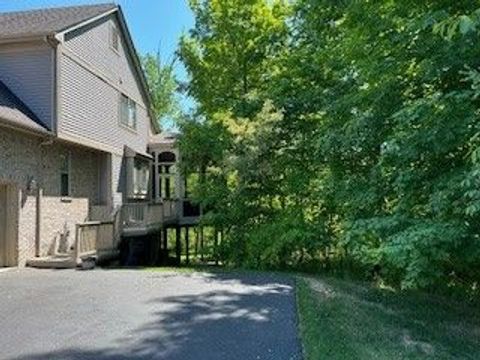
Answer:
0;0;195;114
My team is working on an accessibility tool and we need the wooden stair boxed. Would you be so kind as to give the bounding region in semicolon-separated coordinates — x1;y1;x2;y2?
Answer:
27;253;77;269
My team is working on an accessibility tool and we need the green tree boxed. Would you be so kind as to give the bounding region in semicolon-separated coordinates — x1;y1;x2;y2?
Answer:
179;0;290;117
178;0;480;292
142;52;180;128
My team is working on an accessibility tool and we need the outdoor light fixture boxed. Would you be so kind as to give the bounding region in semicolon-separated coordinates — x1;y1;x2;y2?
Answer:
27;177;37;193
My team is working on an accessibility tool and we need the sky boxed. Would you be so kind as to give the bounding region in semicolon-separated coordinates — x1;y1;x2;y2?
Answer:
0;0;195;114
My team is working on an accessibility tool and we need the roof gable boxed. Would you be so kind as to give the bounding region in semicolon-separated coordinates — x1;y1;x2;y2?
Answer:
0;3;158;133
61;7;158;133
112;8;157;131
0;3;116;40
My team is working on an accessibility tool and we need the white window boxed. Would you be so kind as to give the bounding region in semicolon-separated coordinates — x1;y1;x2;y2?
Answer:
120;94;137;130
110;25;119;53
157;152;177;200
133;158;150;198
60;153;71;197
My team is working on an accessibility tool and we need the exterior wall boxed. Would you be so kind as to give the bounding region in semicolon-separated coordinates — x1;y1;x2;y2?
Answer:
0;127;101;266
0;42;54;130
58;14;150;156
0;128;40;266
0;12;154;267
59;55;149;155
64;15;142;102
111;153;125;207
40;141;100;257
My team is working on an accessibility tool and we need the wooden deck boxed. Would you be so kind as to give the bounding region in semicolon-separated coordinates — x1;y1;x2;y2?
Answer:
121;200;200;237
27;200;200;269
27;220;119;269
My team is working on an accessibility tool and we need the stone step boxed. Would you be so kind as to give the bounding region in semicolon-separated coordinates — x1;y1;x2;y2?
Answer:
27;256;77;269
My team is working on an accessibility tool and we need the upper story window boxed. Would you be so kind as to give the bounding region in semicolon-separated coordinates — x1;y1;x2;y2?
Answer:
157;152;177;200
110;24;120;53
119;94;137;130
60;153;71;197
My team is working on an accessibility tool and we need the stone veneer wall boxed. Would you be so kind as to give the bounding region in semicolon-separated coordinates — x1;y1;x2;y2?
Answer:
0;127;101;266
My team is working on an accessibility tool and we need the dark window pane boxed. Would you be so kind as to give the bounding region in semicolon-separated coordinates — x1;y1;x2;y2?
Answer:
61;174;69;196
120;94;128;126
151;165;156;198
165;178;170;198
183;200;200;217
158;152;176;162
158;178;162;198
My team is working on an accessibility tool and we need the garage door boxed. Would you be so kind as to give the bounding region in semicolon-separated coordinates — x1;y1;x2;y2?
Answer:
0;184;17;267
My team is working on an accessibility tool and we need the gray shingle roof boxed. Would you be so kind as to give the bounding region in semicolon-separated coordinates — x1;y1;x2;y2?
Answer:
0;81;49;134
0;3;117;40
150;131;179;145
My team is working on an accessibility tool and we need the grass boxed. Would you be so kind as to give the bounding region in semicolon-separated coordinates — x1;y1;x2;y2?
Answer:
297;276;480;360
136;265;480;358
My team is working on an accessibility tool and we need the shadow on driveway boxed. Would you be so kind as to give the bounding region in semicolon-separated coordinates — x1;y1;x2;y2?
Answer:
7;271;302;360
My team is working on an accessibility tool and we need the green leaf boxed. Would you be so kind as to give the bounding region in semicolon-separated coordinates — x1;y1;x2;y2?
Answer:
459;15;476;35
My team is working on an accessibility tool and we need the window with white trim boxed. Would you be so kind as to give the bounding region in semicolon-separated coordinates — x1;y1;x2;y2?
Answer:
133;158;150;198
157;152;176;200
119;94;137;130
60;153;71;197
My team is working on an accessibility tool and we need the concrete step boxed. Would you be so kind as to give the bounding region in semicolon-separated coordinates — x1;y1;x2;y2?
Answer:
27;255;77;269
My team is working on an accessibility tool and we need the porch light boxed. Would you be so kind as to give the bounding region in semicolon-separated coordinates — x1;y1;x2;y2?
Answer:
27;177;37;193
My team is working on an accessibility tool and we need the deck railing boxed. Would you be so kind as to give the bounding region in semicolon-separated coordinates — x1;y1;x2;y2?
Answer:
74;221;115;262
162;200;179;221
120;200;202;235
121;203;166;234
71;200;199;264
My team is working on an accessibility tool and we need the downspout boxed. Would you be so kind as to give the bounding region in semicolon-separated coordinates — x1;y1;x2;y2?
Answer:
35;188;42;257
36;136;54;257
35;35;60;257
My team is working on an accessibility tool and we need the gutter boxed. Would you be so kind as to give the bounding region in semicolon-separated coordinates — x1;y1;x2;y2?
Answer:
0;117;54;138
0;34;49;45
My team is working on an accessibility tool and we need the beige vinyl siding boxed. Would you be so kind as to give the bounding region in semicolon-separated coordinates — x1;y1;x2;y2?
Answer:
0;43;54;130
59;54;149;155
64;15;143;104
58;14;149;156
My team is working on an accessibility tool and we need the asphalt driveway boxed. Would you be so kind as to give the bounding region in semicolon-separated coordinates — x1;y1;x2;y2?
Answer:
0;268;301;360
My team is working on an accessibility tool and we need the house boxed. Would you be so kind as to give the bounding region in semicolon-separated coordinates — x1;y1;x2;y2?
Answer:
0;3;198;269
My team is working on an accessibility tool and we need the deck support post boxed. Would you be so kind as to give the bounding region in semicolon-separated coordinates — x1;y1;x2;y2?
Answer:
35;187;43;257
214;228;219;266
185;227;190;265
200;226;204;262
154;230;163;265
163;227;168;253
175;226;181;266
194;227;199;259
